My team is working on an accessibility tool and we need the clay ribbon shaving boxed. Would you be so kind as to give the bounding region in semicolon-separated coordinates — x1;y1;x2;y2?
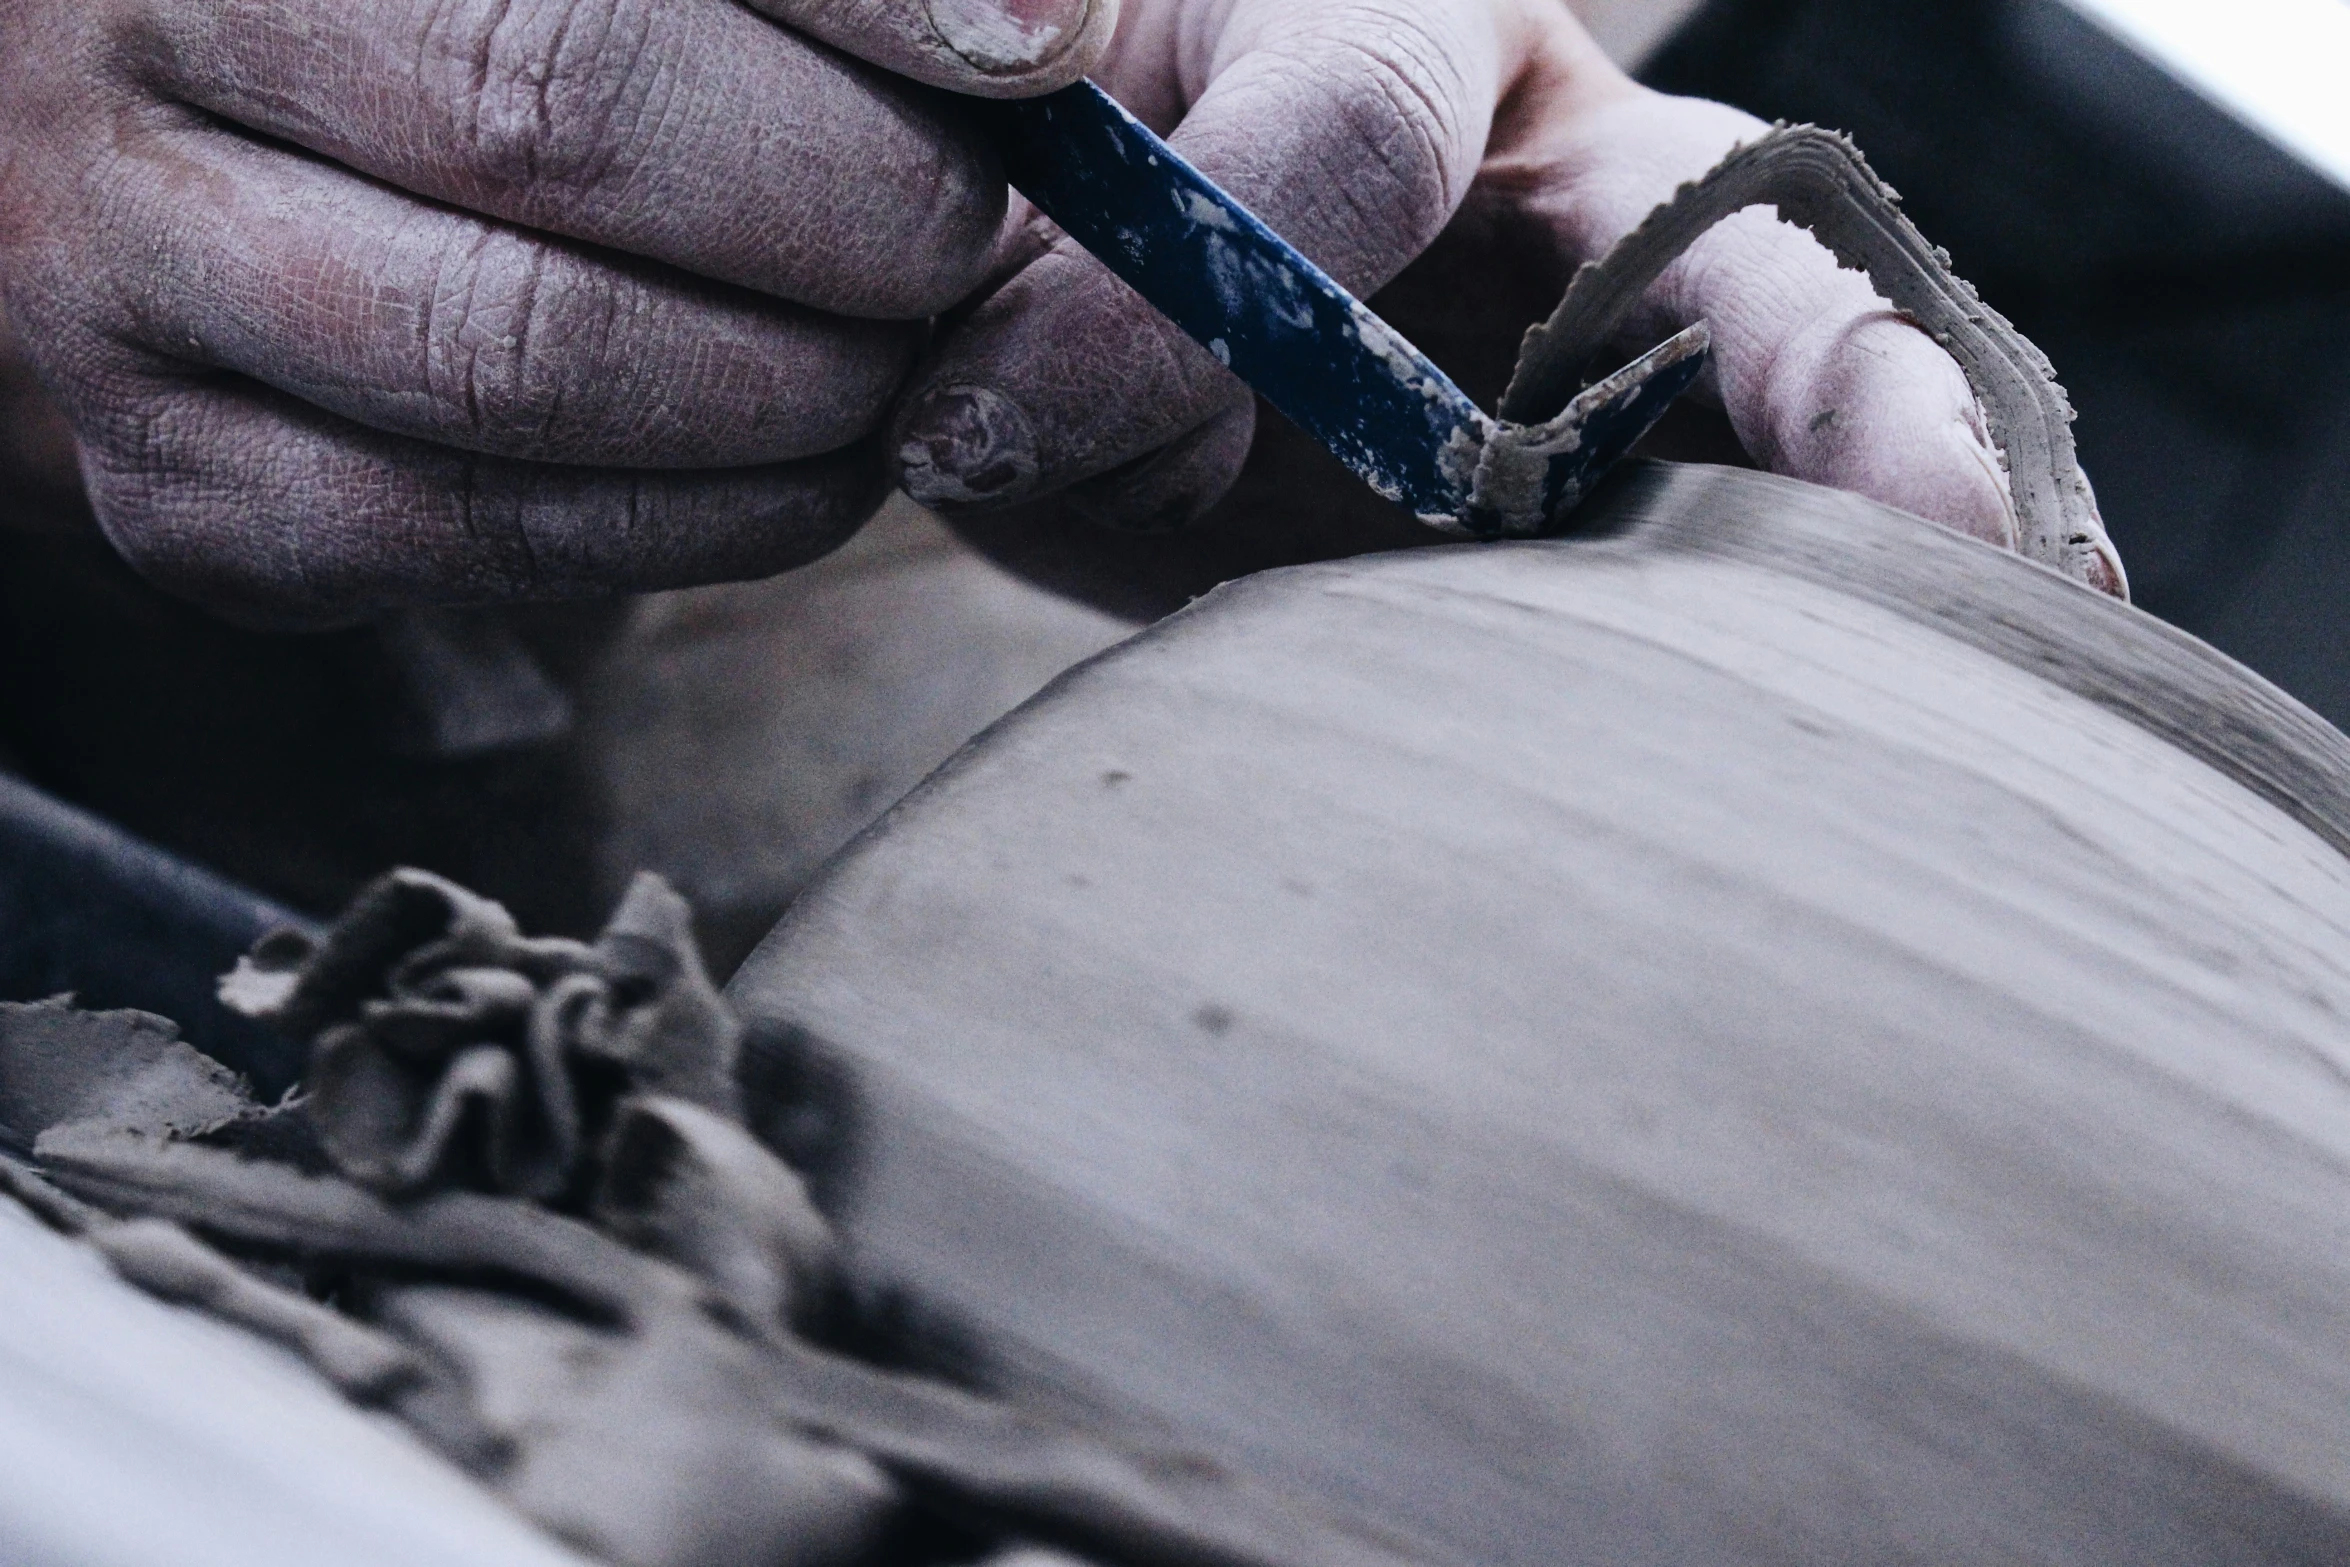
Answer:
1499;124;2127;598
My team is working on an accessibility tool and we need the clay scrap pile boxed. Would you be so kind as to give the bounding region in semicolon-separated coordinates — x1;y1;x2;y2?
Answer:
0;871;1436;1567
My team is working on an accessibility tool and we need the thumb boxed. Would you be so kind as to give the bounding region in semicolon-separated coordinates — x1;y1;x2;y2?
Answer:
741;0;1122;97
895;0;1511;524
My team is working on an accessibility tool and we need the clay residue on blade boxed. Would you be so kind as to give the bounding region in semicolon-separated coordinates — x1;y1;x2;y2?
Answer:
1470;325;1713;535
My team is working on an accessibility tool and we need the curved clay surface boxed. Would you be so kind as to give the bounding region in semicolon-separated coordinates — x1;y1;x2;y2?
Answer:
733;462;2350;1567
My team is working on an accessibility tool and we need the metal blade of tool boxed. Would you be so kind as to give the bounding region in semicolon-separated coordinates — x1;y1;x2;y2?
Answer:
977;82;1710;538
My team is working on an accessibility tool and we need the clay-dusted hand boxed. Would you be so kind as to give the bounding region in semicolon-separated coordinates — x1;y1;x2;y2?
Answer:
895;1;2034;558
0;0;1119;627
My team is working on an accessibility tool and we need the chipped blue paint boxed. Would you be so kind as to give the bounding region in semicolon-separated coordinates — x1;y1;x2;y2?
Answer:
980;81;1711;537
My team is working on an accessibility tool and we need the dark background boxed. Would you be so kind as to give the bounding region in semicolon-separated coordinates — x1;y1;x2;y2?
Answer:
1645;0;2350;727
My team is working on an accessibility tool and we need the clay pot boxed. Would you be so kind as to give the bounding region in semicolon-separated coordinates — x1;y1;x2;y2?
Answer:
734;460;2350;1567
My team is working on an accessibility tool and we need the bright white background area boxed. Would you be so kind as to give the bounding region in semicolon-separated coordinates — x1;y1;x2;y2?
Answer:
2058;0;2350;191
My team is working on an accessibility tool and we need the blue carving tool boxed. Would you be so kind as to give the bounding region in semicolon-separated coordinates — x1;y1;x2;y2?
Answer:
978;81;1712;538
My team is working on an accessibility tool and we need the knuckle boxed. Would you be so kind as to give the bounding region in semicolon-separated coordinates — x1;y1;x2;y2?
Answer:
1313;29;1477;244
451;458;552;600
817;117;1004;319
1216;22;1481;285
425;0;662;196
423;229;600;451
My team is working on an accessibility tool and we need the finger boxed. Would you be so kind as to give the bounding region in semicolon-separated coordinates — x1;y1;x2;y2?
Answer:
895;0;1510;522
1513;90;2021;549
99;117;915;469
0;299;90;536
1060;390;1257;534
895;244;1247;514
69;366;884;631
126;0;1004;318
737;0;1121;97
1745;287;2019;551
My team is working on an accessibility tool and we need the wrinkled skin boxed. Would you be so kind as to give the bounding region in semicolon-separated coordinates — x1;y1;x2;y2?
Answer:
0;0;1119;628
899;0;2024;560
0;0;2028;631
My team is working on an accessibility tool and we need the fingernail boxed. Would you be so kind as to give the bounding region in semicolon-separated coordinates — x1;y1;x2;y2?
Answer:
924;0;1092;74
897;386;1040;508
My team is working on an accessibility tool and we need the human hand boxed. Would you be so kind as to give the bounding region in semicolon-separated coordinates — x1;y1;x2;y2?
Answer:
0;0;1119;627
0;302;87;538
896;0;2079;588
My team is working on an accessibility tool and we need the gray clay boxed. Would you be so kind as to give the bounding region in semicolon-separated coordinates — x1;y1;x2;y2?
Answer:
0;130;2296;1567
5;865;1435;1567
0;997;251;1154
733;460;2350;1567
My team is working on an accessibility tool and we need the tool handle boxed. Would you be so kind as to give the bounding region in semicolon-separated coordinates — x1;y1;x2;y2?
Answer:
978;82;1490;525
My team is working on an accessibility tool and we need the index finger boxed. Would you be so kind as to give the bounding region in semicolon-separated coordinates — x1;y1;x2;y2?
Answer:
895;0;1511;515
